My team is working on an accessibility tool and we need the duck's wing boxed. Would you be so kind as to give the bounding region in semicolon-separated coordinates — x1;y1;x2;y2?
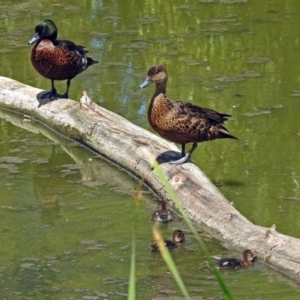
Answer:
173;101;231;125
164;240;178;249
55;39;87;55
149;242;159;251
216;257;242;269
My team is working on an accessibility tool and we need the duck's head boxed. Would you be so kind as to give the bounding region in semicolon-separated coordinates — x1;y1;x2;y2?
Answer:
172;229;185;243
243;249;257;263
139;65;168;88
28;19;58;45
157;200;168;211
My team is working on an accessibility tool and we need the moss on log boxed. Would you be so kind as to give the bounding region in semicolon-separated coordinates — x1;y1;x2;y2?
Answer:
0;76;300;281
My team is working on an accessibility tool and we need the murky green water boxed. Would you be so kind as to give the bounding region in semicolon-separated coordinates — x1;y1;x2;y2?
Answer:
1;0;300;298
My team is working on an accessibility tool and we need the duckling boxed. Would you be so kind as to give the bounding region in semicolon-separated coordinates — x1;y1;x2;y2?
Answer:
28;19;98;100
149;229;185;251
152;200;175;223
139;65;237;165
215;249;257;270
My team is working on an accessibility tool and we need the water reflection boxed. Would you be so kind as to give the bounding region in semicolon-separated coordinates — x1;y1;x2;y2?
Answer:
0;107;299;299
32;146;75;224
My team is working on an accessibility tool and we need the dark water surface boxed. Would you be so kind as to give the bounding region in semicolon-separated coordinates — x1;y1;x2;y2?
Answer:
1;0;300;298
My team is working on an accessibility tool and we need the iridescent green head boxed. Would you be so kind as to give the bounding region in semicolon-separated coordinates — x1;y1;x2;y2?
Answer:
28;19;58;45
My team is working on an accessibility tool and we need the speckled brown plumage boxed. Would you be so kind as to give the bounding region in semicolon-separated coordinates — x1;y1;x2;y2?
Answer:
28;19;98;100
139;65;238;164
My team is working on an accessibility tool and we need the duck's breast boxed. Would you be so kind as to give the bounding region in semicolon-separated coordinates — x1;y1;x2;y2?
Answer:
31;40;87;80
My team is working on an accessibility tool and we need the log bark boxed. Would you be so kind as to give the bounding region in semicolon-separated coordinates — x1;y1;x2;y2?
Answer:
0;76;300;281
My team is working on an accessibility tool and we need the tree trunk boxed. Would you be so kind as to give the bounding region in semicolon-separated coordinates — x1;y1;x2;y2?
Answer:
0;76;299;281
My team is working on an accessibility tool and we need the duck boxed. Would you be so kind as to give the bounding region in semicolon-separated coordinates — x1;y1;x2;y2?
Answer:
149;229;185;251
214;249;257;270
152;200;175;223
28;19;98;100
139;65;237;165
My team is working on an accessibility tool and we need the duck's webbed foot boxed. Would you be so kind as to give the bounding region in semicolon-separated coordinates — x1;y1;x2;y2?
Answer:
169;153;191;165
41;89;68;100
59;92;69;99
169;142;197;165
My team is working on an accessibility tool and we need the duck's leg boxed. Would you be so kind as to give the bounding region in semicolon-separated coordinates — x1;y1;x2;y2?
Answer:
181;144;186;157
41;79;64;100
41;79;70;100
41;79;57;99
60;79;71;99
170;142;197;165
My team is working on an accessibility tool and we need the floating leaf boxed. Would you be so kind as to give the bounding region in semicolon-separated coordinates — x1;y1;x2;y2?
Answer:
137;17;161;25
185;60;203;66
220;0;248;3
82;181;105;187
236;70;262;78
278;196;300;201
199;0;218;3
31;159;49;164
290;90;300;97
0;156;25;163
244;110;271;117
215;75;244;82
1;206;25;212
247;56;272;64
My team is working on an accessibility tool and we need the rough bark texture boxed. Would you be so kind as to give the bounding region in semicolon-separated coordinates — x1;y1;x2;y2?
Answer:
0;77;300;281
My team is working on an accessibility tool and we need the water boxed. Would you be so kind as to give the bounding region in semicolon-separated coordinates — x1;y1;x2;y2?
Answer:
1;0;300;298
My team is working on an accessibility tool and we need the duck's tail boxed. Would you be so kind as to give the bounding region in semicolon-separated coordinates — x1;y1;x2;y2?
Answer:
87;57;99;67
149;242;159;251
218;126;238;140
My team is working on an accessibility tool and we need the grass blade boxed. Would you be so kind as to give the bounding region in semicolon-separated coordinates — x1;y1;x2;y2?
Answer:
127;182;143;300
149;155;233;300
152;227;191;299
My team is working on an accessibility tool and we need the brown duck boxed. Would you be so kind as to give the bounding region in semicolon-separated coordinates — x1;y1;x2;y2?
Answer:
28;19;98;100
214;249;257;270
149;229;185;251
139;65;237;164
152;200;175;223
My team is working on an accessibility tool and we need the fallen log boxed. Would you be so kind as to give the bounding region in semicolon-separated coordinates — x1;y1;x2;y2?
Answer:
0;76;299;281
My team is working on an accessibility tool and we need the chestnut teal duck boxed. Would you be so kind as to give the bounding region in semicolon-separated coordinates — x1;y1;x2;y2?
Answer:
215;249;257;270
139;65;237;165
28;19;98;100
149;229;185;251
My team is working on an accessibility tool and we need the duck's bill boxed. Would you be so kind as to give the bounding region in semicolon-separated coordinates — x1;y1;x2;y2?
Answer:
27;33;40;45
139;77;152;89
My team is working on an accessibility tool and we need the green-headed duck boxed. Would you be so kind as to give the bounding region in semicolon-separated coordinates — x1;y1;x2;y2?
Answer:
28;19;98;100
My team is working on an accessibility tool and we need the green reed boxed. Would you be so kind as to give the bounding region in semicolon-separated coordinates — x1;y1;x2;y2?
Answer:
128;155;233;300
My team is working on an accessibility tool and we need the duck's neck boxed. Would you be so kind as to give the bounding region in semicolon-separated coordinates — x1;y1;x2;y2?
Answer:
149;80;167;110
242;260;252;266
154;80;167;99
